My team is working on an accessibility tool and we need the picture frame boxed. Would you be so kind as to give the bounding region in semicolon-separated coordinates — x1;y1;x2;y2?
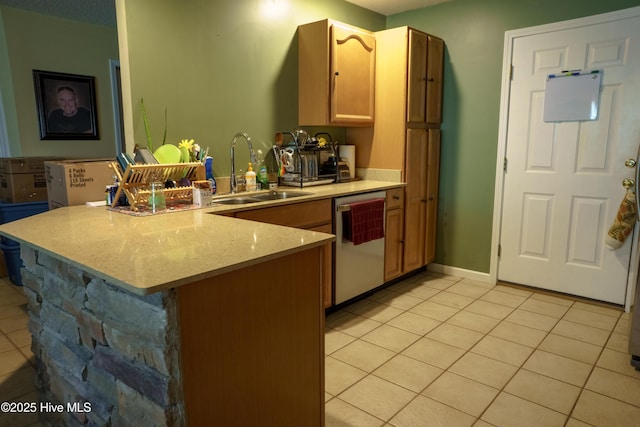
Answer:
32;70;99;140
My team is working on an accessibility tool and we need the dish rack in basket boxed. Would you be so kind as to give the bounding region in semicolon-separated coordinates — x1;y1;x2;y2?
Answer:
109;162;205;211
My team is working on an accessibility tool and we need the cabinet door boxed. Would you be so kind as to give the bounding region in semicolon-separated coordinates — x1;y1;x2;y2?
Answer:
331;22;376;125
425;130;440;264
235;200;334;307
426;36;444;125
310;223;334;308
384;188;405;281
235;199;331;229
407;29;428;124
403;129;428;272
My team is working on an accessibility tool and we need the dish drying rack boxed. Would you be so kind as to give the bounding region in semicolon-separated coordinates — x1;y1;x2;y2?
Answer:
109;162;204;211
276;131;337;188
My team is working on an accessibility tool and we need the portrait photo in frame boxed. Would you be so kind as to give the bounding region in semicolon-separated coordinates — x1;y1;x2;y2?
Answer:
33;70;99;140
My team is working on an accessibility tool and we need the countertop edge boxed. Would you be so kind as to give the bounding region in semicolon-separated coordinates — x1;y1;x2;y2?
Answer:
0;180;402;294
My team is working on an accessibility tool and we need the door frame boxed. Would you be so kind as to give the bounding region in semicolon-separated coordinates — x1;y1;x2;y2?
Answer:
490;6;640;311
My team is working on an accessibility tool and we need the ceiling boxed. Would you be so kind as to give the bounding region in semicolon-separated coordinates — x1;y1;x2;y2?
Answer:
344;0;453;15
0;0;452;26
0;0;116;26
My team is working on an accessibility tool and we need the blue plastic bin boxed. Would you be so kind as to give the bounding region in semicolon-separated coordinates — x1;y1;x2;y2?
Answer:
1;242;22;285
0;201;49;285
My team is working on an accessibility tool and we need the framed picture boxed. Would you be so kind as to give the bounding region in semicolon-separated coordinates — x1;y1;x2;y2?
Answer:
32;70;99;140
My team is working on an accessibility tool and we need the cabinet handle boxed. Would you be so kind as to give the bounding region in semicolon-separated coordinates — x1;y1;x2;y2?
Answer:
428;195;435;201
393;195;400;200
335;71;340;76
427;77;434;82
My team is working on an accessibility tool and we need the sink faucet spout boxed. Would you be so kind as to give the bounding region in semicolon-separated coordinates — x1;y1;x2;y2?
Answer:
230;132;257;193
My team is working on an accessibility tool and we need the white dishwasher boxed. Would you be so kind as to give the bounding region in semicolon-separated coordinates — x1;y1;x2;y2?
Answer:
334;191;386;305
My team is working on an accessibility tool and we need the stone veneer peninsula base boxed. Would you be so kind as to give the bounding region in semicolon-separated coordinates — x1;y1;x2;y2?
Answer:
19;244;325;426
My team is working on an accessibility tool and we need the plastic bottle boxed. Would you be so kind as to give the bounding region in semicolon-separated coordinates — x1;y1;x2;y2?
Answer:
245;162;257;192
204;156;217;194
255;150;268;190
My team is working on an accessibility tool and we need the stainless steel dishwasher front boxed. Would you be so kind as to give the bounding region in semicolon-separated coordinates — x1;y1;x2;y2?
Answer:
334;191;386;305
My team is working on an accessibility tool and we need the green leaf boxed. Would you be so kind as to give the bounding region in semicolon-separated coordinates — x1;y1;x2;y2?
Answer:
162;107;167;145
140;98;153;151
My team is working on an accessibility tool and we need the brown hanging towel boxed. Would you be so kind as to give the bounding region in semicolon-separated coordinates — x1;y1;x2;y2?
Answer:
342;198;385;245
606;189;637;249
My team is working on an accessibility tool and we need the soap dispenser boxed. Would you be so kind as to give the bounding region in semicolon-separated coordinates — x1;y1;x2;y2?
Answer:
245;162;257;192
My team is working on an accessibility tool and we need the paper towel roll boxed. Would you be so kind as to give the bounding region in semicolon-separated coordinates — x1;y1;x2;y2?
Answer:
340;145;356;179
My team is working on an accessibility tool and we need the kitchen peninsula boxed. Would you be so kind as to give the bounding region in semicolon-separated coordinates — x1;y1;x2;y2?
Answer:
0;180;401;426
0;200;334;425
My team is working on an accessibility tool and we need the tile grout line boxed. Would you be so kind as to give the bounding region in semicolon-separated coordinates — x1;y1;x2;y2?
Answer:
327;277;632;424
472;291;576;425
325;275;468;422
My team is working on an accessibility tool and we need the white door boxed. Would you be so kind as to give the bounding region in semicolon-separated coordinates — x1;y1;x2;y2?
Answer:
498;9;640;305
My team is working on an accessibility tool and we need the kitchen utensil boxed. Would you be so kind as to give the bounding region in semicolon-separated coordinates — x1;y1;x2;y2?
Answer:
294;129;308;147
282;148;295;173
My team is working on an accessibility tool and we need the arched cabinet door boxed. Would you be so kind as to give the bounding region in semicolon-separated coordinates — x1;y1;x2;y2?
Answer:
298;19;375;127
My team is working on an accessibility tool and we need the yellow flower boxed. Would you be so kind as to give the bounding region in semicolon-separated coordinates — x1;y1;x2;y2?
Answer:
179;139;195;151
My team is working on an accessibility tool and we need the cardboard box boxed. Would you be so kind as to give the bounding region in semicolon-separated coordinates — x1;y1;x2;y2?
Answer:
192;180;213;207
0;157;59;203
0;172;48;203
0;157;53;174
45;159;115;209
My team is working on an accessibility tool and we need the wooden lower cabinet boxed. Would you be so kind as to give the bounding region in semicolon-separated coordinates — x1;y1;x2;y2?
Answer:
405;129;440;270
384;188;405;282
403;129;428;272
309;223;333;308
381;131;441;280
234;199;334;307
425;130;441;264
178;247;324;425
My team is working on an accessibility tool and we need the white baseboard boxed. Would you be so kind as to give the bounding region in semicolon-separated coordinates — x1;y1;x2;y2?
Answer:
427;263;493;284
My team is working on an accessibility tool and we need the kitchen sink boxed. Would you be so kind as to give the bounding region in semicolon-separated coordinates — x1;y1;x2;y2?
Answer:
251;191;314;201
212;196;262;205
212;191;314;205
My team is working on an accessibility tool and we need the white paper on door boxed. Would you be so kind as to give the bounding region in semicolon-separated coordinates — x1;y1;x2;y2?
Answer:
543;70;602;122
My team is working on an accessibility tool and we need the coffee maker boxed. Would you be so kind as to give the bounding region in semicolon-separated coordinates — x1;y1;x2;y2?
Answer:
318;142;352;182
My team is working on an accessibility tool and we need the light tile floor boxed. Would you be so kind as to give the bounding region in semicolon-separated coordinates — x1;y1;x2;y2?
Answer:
0;277;41;427
1;271;639;427
325;271;640;427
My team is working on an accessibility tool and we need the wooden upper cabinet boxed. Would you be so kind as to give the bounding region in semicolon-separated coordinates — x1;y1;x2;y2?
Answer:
330;22;376;124
407;29;428;124
426;35;444;125
407;29;444;126
298;19;376;127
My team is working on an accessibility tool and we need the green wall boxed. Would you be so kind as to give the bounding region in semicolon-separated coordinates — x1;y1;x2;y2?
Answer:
388;0;640;273
0;6;119;157
118;0;385;177
5;0;640;275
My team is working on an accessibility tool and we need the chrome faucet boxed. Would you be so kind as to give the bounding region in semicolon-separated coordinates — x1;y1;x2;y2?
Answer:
230;132;256;193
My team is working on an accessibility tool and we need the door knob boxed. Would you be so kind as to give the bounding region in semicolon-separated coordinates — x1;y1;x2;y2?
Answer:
625;159;637;168
623;178;635;189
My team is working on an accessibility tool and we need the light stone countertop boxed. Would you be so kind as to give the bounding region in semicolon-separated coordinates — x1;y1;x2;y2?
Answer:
0;180;403;295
